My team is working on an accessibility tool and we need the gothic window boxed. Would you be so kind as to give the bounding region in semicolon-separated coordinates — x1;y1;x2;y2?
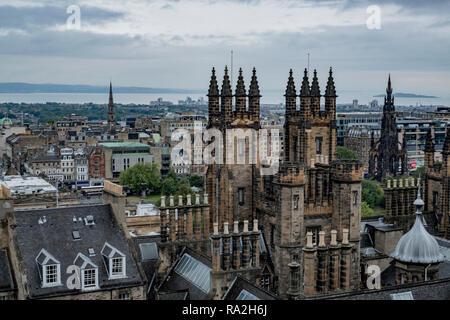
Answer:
433;192;439;209
315;137;323;155
238;188;244;205
293;195;299;210
352;191;358;206
260;275;270;291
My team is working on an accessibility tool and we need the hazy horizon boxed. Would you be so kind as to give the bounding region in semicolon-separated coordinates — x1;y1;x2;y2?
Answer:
1;0;450;98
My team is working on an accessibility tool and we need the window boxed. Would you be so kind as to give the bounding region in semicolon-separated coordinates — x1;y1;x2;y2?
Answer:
353;191;358;206
306;226;321;247
238;188;245;206
45;265;58;284
101;242;127;279
433;192;439;209
315;137;322;155
260;275;270;291
293;195;299;210
118;291;131;300
112;258;124;276
83;269;97;289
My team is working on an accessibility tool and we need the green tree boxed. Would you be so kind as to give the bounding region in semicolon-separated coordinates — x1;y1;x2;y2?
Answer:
161;177;178;196
412;166;425;179
119;163;161;195
189;174;204;189
176;178;195;199
361;201;376;218
362;179;384;208
166;169;178;181
336;146;359;160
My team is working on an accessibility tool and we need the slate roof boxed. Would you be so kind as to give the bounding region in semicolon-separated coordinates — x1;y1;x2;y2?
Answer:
328;278;450;300
13;204;144;299
0;249;15;293
222;276;278;300
132;235;160;299
157;247;212;300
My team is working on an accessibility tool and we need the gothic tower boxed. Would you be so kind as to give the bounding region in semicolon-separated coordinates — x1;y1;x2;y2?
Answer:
369;75;407;180
107;82;116;133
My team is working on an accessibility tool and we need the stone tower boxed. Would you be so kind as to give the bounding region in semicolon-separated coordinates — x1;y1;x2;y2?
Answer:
107;82;116;133
256;68;362;298
205;66;261;230
369;75;407;180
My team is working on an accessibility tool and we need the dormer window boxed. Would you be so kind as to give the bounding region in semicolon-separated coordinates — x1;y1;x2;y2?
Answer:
101;242;126;279
35;249;62;288
74;253;99;291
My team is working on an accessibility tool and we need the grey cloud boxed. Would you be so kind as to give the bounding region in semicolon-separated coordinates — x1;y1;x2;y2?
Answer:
0;4;124;31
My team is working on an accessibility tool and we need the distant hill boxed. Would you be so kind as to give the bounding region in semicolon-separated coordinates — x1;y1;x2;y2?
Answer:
0;82;203;94
373;92;438;98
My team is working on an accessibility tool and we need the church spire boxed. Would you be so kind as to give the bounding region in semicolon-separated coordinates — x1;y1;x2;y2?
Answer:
325;67;336;97
235;68;246;97
208;67;219;97
310;69;320;97
299;68;310;97
248;67;260;97
221;66;232;97
107;82;115;133
285;69;296;97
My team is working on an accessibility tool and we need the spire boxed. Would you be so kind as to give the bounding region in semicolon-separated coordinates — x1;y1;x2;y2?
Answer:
221;66;232;97
386;74;393;102
310;69;320;97
444;125;450;155
109;82;114;106
285;69;297;97
299;68;310;97
325;67;336;97
248;67;261;97
208;67;219;97
425;128;435;153
235;68;246;96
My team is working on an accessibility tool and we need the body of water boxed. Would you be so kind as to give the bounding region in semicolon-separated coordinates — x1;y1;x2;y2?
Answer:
0;91;448;107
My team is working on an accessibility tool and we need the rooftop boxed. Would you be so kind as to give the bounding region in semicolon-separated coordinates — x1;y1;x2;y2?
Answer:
13;204;144;298
98;142;150;149
2;175;57;196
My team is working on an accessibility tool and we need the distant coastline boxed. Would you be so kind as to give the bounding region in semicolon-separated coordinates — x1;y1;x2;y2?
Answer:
0;82;203;94
373;92;438;98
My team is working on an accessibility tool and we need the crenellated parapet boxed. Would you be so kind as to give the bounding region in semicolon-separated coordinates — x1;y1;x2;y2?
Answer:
331;160;363;182
384;177;419;229
278;164;307;185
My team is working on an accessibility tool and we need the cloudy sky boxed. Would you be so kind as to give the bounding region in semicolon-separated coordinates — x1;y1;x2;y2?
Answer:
0;0;449;102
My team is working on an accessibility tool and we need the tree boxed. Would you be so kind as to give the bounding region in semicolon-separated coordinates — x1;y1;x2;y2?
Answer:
167;169;177;181
176;178;195;199
412;166;425;179
119;163;161;195
189;174;204;189
362;179;384;208
361;201;376;218
336;146;359;160
161;177;178;196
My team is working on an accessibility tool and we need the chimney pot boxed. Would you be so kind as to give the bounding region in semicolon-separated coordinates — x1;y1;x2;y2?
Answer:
233;221;239;233
195;194;200;205
213;222;219;235
161;196;166;207
342;228;349;245
169;195;174;207
187;194;192;206
224;222;229;234
178;195;183;206
318;231;326;247
243;220;249;233
306;232;313;249
330;230;337;246
204;193;209;205
253;219;258;232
